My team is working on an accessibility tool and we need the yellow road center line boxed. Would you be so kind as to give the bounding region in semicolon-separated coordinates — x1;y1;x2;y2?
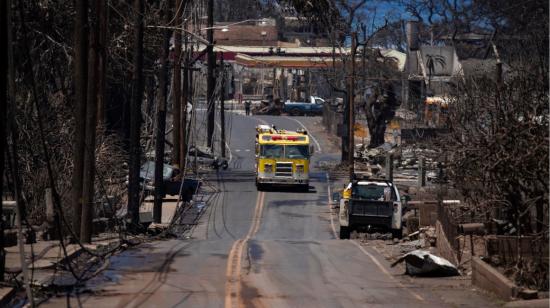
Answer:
225;191;265;308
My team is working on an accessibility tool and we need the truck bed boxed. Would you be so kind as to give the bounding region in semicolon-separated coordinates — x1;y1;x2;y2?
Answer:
350;199;393;217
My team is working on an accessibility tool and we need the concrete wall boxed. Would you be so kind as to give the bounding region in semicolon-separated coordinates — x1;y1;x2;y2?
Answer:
472;256;518;301
435;220;459;266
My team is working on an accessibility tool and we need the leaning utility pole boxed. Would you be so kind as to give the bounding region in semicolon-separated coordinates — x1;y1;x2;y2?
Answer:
172;0;183;166
220;53;226;158
154;0;172;223
71;0;89;239
206;0;215;149
128;0;144;227
348;33;357;180
81;0;102;243
7;0;31;297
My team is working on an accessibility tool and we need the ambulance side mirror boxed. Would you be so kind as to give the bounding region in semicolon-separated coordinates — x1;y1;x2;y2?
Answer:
309;145;315;155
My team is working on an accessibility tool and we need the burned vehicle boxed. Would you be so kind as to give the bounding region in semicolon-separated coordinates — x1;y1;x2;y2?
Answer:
187;146;228;170
127;161;200;201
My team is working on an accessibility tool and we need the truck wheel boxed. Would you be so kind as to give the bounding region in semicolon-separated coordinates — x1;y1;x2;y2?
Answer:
256;183;264;191
392;228;403;239
339;226;350;239
290;108;301;116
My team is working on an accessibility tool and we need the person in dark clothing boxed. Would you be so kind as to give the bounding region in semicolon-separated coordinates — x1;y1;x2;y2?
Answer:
244;100;251;116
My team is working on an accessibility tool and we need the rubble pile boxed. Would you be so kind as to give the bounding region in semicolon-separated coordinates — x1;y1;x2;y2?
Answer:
354;142;397;165
395;108;418;121
397;146;441;170
391;250;459;277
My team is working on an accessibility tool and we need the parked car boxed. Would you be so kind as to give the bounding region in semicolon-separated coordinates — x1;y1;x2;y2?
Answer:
126;161;200;201
187;146;228;170
283;96;325;116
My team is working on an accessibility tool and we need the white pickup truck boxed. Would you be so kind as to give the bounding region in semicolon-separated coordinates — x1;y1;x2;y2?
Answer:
336;177;404;239
283;96;325;116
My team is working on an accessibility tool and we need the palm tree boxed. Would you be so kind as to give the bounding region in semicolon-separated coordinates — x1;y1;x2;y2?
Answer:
425;54;446;85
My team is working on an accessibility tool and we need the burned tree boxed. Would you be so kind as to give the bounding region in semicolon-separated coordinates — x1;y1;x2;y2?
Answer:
363;81;398;148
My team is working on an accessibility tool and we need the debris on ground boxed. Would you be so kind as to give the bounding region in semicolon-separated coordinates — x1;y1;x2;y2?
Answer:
355;142;397;164
391;250;459;277
251;99;283;115
390;226;437;254
365;232;393;241
397;239;426;253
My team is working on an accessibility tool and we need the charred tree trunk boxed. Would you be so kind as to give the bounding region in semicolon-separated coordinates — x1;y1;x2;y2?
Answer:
128;0;144;227
364;82;397;148
71;0;89;239
154;0;172;223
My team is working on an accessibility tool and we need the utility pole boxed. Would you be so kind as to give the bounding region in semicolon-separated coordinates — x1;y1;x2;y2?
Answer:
0;0;8;282
71;0;89;239
180;21;189;172
81;0;101;243
128;0;144;227
7;0;31;295
96;0;108;125
172;0;183;167
206;0;215;149
348;32;357;180
189;46;197;174
418;157;426;187
220;53;226;158
154;0;172;223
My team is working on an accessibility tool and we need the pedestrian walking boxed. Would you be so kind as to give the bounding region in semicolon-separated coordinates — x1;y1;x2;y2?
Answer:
245;100;251;116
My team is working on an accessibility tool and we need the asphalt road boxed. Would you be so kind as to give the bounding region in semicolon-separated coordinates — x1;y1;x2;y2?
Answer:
45;113;497;307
